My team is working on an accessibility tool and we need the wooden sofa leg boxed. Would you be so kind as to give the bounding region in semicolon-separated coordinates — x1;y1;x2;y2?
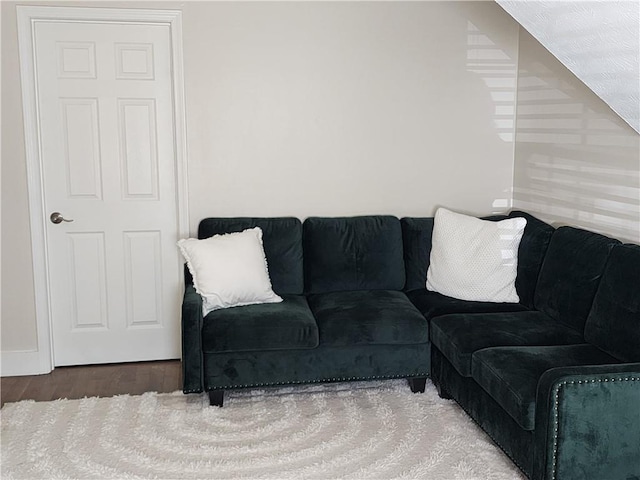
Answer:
209;390;224;407
434;381;452;400
408;377;427;393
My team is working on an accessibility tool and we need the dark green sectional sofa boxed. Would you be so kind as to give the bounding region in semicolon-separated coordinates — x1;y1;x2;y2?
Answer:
181;212;640;479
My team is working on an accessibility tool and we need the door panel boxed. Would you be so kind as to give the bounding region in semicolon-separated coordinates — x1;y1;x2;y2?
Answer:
60;98;103;198
118;99;159;199
123;230;163;327
67;232;108;330
34;21;181;366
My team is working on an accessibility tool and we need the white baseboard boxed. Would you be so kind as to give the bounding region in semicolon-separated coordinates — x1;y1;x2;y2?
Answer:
1;349;52;376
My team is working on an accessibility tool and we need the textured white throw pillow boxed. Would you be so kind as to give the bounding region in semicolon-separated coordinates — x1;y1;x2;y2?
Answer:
426;208;527;303
177;227;282;315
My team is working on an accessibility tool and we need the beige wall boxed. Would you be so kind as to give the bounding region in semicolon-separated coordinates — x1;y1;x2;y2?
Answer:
1;1;520;362
1;1;39;352
182;1;519;227
512;28;640;243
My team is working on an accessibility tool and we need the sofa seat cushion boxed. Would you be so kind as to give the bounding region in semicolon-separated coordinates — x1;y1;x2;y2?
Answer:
202;295;318;353
307;290;428;347
406;288;528;323
471;345;620;430
431;311;584;377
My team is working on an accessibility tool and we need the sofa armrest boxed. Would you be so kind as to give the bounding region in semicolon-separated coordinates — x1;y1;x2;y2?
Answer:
181;285;204;393
533;363;640;480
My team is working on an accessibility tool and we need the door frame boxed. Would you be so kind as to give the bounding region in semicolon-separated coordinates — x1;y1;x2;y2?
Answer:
16;6;189;375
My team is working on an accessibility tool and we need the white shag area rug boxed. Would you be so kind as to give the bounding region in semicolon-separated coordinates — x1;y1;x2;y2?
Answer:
1;380;526;480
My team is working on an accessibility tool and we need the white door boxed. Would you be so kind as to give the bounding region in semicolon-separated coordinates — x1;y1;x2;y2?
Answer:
33;20;183;366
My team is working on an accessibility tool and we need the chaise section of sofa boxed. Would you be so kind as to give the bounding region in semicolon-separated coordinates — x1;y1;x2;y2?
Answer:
472;243;640;480
430;226;619;383
430;226;640;479
530;242;640;480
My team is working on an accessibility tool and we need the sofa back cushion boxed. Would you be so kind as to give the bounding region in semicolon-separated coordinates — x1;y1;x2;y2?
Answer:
401;217;435;292
303;216;405;294
508;211;555;308
534;226;620;332
584;244;640;362
401;211;554;308
198;217;303;295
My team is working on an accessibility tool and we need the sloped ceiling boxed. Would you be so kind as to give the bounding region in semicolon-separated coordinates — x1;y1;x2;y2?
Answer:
497;0;640;133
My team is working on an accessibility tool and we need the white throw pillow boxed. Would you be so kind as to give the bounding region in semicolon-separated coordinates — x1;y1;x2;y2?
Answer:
426;208;527;303
177;227;282;315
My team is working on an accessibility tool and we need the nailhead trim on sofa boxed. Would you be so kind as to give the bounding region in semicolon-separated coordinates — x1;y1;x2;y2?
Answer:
204;373;430;391
550;376;640;480
183;389;203;394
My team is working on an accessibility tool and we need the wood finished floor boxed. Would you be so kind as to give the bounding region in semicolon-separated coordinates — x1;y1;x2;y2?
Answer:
0;360;182;408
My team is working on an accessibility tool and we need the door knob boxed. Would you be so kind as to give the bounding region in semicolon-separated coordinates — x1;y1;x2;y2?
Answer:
50;212;74;224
